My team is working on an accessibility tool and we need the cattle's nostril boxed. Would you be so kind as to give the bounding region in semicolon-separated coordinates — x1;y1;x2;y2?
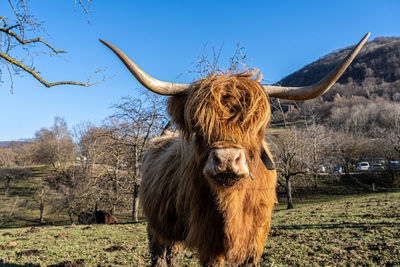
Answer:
234;152;242;166
213;152;221;167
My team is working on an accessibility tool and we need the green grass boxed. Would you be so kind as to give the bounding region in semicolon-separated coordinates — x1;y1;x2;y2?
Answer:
0;166;71;229
268;191;400;266
0;223;150;266
0;191;399;266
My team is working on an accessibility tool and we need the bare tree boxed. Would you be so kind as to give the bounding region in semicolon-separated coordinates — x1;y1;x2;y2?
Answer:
269;99;311;209
384;105;400;159
0;147;18;168
26;117;83;223
303;110;329;189
95;119;130;214
269;127;308;209
330;132;367;174
1;0;102;91
30;176;53;223
31;117;76;170
179;42;255;81
0;146;19;196
0;167;16;197
73;122;104;177
111;91;168;221
372;104;400;184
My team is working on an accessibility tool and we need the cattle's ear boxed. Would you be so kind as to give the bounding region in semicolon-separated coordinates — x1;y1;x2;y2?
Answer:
167;94;187;131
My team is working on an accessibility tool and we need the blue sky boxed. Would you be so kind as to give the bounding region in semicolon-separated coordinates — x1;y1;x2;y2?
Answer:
1;0;399;140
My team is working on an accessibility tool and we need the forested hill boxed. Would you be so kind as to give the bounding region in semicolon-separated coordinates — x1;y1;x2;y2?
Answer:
278;37;400;102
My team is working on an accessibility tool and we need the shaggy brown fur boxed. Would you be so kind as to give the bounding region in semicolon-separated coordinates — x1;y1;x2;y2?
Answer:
140;72;277;266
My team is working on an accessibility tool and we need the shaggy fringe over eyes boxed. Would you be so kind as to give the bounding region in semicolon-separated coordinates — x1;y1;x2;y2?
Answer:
183;70;270;146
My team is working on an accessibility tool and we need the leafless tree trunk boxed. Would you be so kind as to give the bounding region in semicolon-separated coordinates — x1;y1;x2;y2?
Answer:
285;175;293;209
67;208;75;225
4;176;11;196
132;183;140;222
39;196;44;223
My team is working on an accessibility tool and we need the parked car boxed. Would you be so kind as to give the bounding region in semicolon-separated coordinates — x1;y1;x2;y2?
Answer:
318;166;326;173
390;160;399;170
370;163;385;171
375;158;386;165
331;166;343;174
356;162;370;171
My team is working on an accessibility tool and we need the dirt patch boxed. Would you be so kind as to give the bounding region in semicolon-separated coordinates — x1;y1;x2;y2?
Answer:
0;241;18;250
2;232;13;236
368;242;391;251
55;233;72;239
381;210;400;218
362;225;381;231
362;213;376;219
269;228;287;237
26;227;40;234
16;249;40;256
104;245;126;252
55;259;85;267
15;232;28;237
344;246;359;251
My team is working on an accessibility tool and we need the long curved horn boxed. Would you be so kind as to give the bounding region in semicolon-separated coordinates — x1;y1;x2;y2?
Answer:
99;39;190;96
263;32;370;100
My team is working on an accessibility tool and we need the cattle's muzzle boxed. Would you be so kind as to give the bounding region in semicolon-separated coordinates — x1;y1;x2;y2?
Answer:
203;147;249;187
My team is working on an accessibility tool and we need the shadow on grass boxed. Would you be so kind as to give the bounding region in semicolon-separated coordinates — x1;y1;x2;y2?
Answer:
0;217;147;229
275;221;400;230
0;217;70;229
6;187;35;198
0;260;39;267
118;219;147;225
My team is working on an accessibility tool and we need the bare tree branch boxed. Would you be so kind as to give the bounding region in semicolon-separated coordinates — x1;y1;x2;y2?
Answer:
0;27;66;53
0;51;89;87
75;0;91;16
1;0;103;90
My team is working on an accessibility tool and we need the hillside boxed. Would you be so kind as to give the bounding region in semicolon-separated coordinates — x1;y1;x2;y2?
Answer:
269;36;400;136
0;140;32;148
0;142;11;148
278;37;400;102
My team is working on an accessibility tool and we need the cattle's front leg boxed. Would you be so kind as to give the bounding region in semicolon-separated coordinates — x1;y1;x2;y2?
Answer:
239;257;261;267
147;226;167;267
166;243;182;266
201;256;225;267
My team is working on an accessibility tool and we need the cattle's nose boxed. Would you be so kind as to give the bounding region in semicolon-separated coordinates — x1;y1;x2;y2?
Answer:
213;149;244;173
204;148;249;177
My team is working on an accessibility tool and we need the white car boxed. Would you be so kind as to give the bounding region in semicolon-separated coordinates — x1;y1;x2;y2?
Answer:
356;162;370;171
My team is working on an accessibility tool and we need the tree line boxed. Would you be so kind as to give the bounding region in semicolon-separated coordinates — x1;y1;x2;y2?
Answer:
0;91;167;224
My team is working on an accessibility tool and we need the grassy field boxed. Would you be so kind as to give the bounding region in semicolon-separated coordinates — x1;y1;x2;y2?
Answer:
0;191;399;266
0;166;72;229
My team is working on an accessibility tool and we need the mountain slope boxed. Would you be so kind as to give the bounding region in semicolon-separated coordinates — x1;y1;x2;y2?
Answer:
278;37;400;102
